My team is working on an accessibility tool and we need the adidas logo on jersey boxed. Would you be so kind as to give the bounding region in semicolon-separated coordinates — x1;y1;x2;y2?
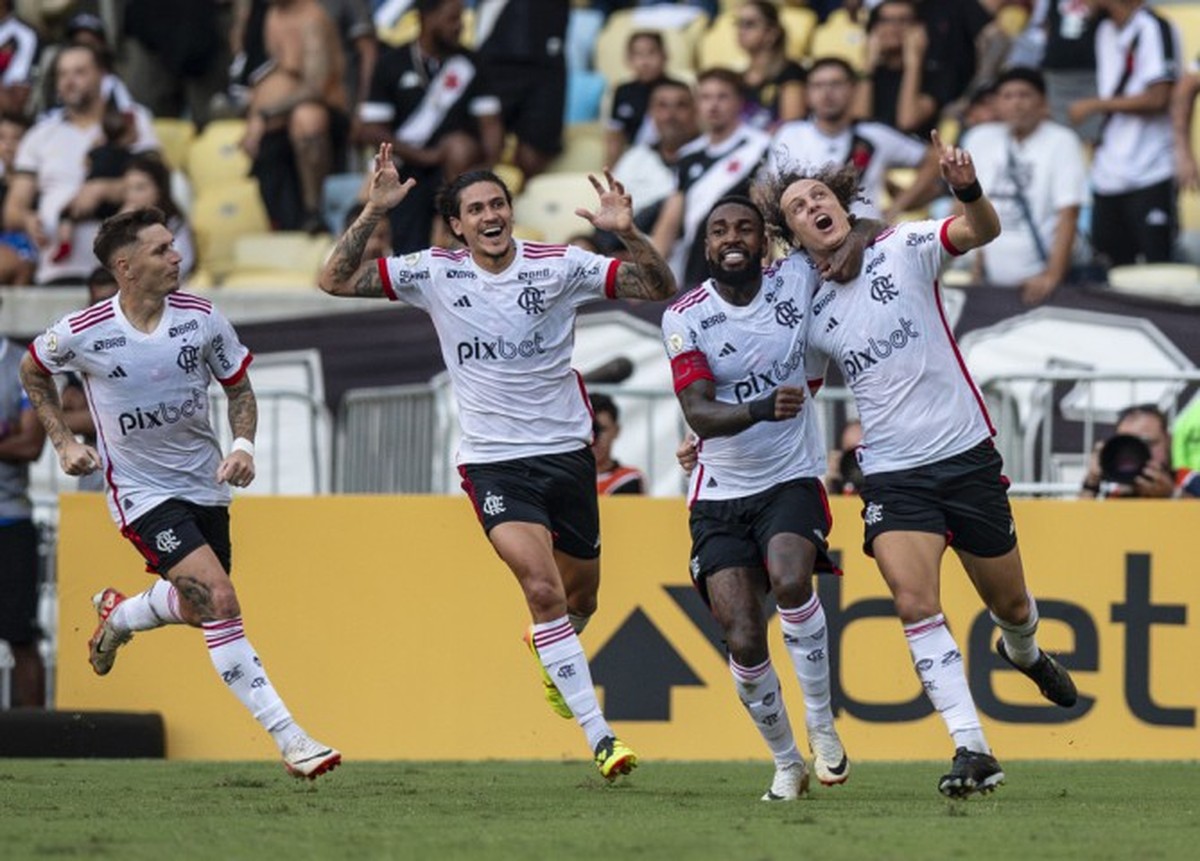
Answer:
718;343;737;357
108;366;128;378
825;316;839;333
453;296;472;308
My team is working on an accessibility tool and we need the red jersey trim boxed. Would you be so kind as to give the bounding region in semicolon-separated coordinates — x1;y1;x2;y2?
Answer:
68;306;115;333
25;343;51;375
603;259;620;299
933;279;994;435
671;350;714;394
217;352;254;387
377;258;398;301
939;217;965;256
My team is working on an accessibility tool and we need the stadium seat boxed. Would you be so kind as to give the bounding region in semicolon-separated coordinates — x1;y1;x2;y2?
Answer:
1106;263;1200;304
592;7;705;84
565;70;608;124
492;162;525;196
1158;3;1200;67
190;180;271;281
221;270;319;290
995;4;1029;38
232;231;330;275
513;172;602;243
809;10;867;70
697;13;750;72
377;9;418;48
186;119;252;189
547;122;605;174
151;118;197;171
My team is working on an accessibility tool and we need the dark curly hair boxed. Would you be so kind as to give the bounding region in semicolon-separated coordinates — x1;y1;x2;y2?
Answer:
752;163;864;252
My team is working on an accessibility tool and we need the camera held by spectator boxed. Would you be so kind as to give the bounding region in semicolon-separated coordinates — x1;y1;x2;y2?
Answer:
1081;405;1180;499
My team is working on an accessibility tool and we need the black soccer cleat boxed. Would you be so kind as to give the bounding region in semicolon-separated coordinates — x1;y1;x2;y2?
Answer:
996;638;1078;708
938;747;1005;799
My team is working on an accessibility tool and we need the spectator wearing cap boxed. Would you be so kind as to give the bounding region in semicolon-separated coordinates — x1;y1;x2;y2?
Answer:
0;0;38;116
960;67;1087;304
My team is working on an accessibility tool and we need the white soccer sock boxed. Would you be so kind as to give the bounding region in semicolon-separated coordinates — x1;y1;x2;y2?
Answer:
531;617;612;749
202;617;302;752
991;593;1041;668
778;593;835;729
729;657;801;766
568;611;591;635
904;614;990;754
108;580;184;633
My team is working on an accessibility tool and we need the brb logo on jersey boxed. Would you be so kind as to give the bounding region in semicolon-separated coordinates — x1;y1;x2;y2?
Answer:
841;317;919;381
456;332;547;365
117;389;206;435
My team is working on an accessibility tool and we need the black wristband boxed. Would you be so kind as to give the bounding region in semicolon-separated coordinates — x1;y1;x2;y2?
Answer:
951;179;983;203
748;393;777;423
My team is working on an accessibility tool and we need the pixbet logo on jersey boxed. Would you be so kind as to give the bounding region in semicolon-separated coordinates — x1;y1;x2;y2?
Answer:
117;390;206;435
456;332;547;365
731;341;805;403
841;317;919;381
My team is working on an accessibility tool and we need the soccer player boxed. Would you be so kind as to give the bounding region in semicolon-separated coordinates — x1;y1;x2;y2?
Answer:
753;133;1078;798
19;208;340;780
317;143;676;780
661;195;850;800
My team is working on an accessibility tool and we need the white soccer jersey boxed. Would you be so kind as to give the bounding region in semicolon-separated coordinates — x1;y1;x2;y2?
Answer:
662;256;827;503
378;240;620;464
1090;7;1180;194
767;120;928;219
29;292;252;527
805;219;994;475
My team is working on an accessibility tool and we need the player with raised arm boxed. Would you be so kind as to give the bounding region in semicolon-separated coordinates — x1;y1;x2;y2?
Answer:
19;208;339;780
753;132;1078;798
662;195;852;801
318;143;676;780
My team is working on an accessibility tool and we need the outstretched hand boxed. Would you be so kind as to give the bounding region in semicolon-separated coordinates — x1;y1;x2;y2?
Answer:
931;129;976;189
575;169;634;236
367;142;416;212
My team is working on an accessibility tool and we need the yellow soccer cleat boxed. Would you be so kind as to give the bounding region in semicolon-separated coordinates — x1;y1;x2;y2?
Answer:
523;627;573;719
594;736;638;781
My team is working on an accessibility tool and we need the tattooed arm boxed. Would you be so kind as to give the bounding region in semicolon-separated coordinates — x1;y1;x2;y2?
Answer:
575;168;677;301
19;353;99;476
318;142;415;297
216;374;258;488
613;227;677;301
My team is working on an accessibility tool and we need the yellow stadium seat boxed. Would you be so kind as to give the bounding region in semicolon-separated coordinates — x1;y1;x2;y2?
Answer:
221;270;318;290
593;7;705;83
698;13;749;72
232;231;330;275
547;122;605;174
186;119;252;189
780;6;818;61
995;4;1029;38
151;118;197;171
492;163;525;196
513;172;603;244
809;12;867;70
190;180;270;281
1181;189;1200;234
1158;3;1200;67
377;10;418;48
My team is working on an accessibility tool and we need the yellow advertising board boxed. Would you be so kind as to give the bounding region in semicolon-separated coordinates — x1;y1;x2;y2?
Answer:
55;494;1198;761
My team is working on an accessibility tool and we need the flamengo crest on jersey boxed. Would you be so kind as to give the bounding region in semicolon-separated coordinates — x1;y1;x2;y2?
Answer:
805;218;994;475
662;255;827;503
28;293;252;527
377;240;621;464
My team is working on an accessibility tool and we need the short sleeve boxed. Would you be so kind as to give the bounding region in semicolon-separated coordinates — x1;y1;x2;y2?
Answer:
895;218;956;282
27;317;82;375
378;249;434;309
206;310;254;386
563;245;621;304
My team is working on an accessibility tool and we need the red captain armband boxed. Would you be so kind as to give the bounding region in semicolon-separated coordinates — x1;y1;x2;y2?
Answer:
671;350;714;394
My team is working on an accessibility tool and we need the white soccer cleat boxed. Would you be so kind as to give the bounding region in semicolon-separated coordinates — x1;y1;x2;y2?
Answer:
282;735;342;780
761;759;809;801
808;722;851;786
88;588;133;676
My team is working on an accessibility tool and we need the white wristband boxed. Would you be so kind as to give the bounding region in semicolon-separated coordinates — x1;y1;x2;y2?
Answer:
232;437;255;457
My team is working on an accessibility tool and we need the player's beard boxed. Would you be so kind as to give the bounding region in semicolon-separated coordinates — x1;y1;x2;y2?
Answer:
707;256;762;288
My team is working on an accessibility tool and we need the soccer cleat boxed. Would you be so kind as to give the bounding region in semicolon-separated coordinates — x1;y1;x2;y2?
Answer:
523;627;573;719
996;638;1078;708
761;759;810;801
594;736;638;781
88;588;133;676
807;722;851;786
282;735;342;780
938;747;1005;798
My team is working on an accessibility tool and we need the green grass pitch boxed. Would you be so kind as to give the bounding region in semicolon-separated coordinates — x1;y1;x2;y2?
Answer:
1;760;1197;860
